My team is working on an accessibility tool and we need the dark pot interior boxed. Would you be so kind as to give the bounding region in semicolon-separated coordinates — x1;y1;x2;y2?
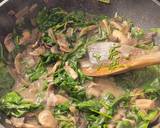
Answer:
0;0;160;41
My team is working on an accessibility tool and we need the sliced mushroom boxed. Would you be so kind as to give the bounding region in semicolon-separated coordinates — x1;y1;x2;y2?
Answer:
107;124;115;128
31;41;39;48
146;32;157;39
139;32;157;45
85;82;101;97
46;85;57;108
69;105;77;113
108;34;119;42
10;117;24;128
19;30;31;45
15;6;29;19
126;38;139;46
112;29;128;44
79;25;97;37
112;109;126;121
23;123;41;128
25;53;39;68
15;52;38;74
4;33;15;52
19;76;31;87
13;78;44;103
117;45;145;59
130;88;144;99
46;91;57;108
50;46;59;54
46;84;69;107
55;34;70;52
99;19;111;35
78;118;88;128
110;20;123;30
29;4;38;13
29;46;46;56
64;62;78;80
55;94;69;105
38;110;58;128
14;53;23;74
135;99;155;110
24;112;41;128
31;28;42;43
121;20;131;35
48;28;56;42
66;27;74;37
47;61;61;77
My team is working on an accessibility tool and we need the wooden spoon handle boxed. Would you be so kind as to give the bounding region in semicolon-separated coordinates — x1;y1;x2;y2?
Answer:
81;52;160;76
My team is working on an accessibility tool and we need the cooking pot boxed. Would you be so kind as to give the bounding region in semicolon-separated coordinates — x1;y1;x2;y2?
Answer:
0;0;160;127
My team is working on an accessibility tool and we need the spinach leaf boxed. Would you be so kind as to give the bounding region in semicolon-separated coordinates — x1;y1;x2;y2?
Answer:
136;42;154;50
77;100;101;112
54;39;92;101
138;110;158;121
41;32;55;45
116;120;132;128
54;68;86;101
76;94;128;127
98;0;111;4
36;8;94;32
0;91;41;117
53;103;76;128
54;103;70;115
77;99;109;128
64;11;88;28
41;52;61;65
27;52;61;82
36;8;67;31
0;62;15;97
87;116;107;128
131;27;144;39
108;46;120;70
137;121;149;128
27;60;46;82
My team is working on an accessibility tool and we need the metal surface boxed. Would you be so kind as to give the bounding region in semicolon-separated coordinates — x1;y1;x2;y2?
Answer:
53;0;160;29
0;0;160;40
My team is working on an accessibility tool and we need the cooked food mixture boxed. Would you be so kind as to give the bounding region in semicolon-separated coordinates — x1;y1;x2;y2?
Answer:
0;7;160;128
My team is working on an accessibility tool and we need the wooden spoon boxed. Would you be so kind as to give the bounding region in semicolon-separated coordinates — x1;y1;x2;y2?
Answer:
81;51;160;76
